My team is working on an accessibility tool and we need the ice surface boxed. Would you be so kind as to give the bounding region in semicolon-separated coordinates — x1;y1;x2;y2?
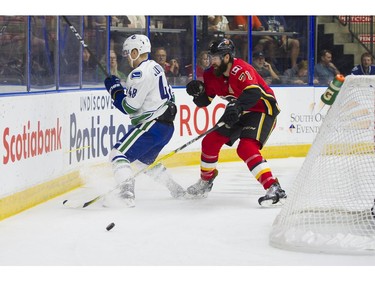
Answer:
1;158;374;279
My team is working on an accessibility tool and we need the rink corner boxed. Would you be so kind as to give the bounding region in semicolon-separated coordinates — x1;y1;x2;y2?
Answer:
0;171;83;221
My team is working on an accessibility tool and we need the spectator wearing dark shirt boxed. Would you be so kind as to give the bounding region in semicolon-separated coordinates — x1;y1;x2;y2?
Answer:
255;16;300;69
252;51;281;85
82;48;97;82
314;49;340;85
283;60;318;85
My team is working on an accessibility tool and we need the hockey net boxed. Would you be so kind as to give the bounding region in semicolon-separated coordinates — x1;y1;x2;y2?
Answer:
270;75;375;255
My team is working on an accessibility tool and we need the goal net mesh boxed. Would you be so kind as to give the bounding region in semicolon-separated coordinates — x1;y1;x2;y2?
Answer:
269;75;375;255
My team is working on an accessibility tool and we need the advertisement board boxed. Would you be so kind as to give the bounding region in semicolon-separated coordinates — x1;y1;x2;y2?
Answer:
0;86;328;201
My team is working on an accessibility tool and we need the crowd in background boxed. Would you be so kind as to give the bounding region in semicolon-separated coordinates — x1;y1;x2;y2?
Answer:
0;15;374;94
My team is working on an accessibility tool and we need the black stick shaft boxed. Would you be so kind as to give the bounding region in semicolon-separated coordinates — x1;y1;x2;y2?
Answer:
64;121;225;208
62;16;110;77
148;121;225;169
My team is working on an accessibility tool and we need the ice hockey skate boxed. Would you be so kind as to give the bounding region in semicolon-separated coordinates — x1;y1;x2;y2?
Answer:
186;170;218;199
118;178;136;207
258;181;287;207
168;185;187;199
103;178;136;208
145;163;187;199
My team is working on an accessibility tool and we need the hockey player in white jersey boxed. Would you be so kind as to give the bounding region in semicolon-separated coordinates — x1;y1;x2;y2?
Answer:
104;34;185;207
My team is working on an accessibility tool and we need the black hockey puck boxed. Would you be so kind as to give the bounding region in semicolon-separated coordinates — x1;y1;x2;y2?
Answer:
63;200;67;205
106;222;115;231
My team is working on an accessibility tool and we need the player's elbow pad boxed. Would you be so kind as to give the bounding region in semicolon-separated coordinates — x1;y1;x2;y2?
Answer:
193;94;211;107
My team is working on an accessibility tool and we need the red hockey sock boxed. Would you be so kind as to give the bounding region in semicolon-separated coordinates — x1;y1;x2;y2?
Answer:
237;138;276;189
200;131;229;181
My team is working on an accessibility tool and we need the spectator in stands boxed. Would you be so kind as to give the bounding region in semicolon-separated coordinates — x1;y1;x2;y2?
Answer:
232;16;264;31
109;50;126;80
154;47;180;78
126;16;146;28
82;48;97;82
255;16;300;69
351;52;375;75
249;16;267;63
251;16;264;31
90;16;106;28
0;16;26;84
230;16;265;60
207;16;230;43
110;16;122;26
314;49;340;85
186;51;211;82
232;15;265;31
196;51;210;81
99;50;126;81
26;16;55;85
252;51;281;85
282;60;318;85
208;16;230;33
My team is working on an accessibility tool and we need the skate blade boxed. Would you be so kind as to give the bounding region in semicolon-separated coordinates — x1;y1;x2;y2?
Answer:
184;192;209;200
258;194;285;207
171;193;189;200
169;189;188;199
123;198;135;208
259;199;276;207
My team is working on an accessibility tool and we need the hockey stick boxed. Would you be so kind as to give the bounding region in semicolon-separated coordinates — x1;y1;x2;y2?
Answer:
63;121;225;208
62;16;110;77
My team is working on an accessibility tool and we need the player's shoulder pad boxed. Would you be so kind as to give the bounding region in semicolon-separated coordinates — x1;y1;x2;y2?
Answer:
130;71;142;79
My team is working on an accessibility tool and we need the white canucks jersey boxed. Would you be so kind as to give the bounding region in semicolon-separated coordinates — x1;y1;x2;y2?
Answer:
123;59;174;125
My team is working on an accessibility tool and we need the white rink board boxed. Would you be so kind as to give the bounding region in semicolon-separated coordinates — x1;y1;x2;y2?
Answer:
0;86;327;197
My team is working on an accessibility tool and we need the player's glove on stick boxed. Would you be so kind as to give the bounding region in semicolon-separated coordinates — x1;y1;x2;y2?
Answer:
186;80;205;97
222;102;242;127
104;75;124;99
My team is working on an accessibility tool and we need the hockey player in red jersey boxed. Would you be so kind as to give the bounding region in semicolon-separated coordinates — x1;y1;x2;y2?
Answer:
185;38;286;206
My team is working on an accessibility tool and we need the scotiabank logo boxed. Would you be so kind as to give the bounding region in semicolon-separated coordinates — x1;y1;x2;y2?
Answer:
2;118;62;164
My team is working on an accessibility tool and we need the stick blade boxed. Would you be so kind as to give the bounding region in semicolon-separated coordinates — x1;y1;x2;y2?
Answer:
62;196;100;209
82;196;101;208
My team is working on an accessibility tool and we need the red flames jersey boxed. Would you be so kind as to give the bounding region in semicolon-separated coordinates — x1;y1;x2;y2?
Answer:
203;58;278;115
